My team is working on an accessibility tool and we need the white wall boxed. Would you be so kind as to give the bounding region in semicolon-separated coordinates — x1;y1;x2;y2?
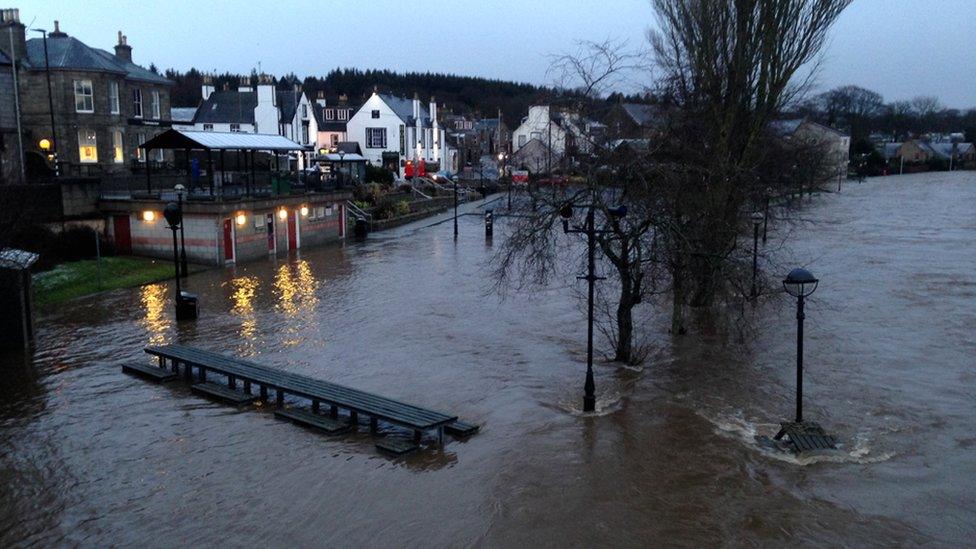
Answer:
347;93;404;168
513;106;566;154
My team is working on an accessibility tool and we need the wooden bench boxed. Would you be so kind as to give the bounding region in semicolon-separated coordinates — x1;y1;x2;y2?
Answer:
144;344;463;444
122;362;178;382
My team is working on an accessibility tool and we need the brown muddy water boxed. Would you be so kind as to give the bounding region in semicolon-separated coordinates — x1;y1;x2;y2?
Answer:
1;172;974;547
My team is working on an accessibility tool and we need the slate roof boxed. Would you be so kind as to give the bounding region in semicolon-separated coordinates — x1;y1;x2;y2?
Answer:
141;129;302;151
926;141;974;159
378;94;432;126
621;103;659;126
474;118;500;130
770;118;805;136
23;35;171;85
193;91;257;124
336;141;362;155
170;107;197;122
277;90;299;123
0;51;10;65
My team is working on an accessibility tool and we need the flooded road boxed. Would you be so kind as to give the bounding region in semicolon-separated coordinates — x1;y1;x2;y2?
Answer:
1;172;974;546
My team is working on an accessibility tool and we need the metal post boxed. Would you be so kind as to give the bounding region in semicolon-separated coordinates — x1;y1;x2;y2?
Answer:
762;194;770;244
453;179;458;239
170;223;181;304
8;26;25;183
178;190;188;277
145;148;152;193
583;206;596;413
207;150;214;196
40;30;59;177
795;294;805;423
751;221;759;298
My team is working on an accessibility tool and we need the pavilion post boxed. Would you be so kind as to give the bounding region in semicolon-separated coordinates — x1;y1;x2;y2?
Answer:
219;149;226;199
184;148;191;190
249;150;256;196
145;148;152;194
207;149;214;196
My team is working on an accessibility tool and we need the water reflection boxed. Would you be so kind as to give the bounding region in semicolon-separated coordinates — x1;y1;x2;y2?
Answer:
274;260;319;318
139;283;170;346
230;275;260;344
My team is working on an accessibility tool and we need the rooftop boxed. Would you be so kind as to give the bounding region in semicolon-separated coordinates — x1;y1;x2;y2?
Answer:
23;34;171;85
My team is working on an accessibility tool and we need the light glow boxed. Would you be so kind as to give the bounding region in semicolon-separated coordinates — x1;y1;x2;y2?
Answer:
278;208;288;220
39;138;52;151
142;210;155;222
236;213;247;226
300;205;309;217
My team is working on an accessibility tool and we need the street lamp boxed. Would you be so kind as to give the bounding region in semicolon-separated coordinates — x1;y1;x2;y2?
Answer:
499;152;511;210
174;184;188;277
750;211;763;299
31;27;59;177
162;203;198;321
453;176;459;239
561;201;626;412
762;186;772;244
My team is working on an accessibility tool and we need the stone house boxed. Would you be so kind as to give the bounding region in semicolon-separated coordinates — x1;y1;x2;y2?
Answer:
0;47;20;183
0;11;174;179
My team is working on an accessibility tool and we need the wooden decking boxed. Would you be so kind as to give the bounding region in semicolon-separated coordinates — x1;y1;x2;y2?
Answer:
135;344;477;450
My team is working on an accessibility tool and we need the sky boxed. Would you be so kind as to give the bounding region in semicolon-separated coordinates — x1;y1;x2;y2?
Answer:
12;0;976;109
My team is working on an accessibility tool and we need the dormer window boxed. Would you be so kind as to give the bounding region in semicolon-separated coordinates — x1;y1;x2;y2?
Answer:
338;109;347;121
326;109;334;120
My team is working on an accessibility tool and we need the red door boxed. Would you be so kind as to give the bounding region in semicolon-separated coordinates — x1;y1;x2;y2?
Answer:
287;210;297;250
113;215;131;254
223;218;235;261
266;213;275;252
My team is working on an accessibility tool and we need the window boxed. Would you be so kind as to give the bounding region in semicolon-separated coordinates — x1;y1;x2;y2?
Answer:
109;82;120;114
371;110;380;119
338;109;347;121
155;148;164;162
113;130;123;163
326;108;334;120
150;90;160;119
132;89;143;118
203;123;214;131
229;123;240;133
135;132;146;162
365;127;387;149
302;123;309;144
330;134;339;147
518;135;527;148
78;129;98;163
74;80;94;113
399;125;405;154
301;104;308;119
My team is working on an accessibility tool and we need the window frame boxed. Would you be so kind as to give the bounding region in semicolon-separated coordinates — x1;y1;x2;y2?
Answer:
132;89;143;118
150;90;161;119
203;123;214;131
365;127;387;149
78;128;98;163
112;130;124;163
108;81;120;114
74;80;94;113
326;108;335;121
371;110;380;119
229;123;240;133
338;109;347;121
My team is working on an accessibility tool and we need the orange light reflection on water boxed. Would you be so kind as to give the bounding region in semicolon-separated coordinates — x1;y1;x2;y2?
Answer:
140;283;170;346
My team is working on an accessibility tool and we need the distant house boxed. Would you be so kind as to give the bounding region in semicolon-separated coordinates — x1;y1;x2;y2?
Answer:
510;137;561;175
899;139;975;168
311;91;356;152
0;48;18;183
190;75;318;168
0;11;174;177
512;105;597;171
603;102;660;139
345;91;448;177
772;118;851;181
473;114;510;156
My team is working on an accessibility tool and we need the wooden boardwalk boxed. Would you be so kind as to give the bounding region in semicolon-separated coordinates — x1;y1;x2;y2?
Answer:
130;344;477;453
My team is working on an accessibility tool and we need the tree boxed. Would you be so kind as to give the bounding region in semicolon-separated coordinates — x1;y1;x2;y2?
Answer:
647;0;851;332
815;85;883;139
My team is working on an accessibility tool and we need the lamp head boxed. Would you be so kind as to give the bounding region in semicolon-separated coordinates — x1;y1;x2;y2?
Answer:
783;268;818;298
174;183;186;194
162;202;182;227
751;211;764;223
39;138;52;151
608;205;628;219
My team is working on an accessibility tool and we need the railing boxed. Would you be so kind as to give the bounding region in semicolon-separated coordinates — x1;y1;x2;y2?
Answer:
345;200;373;224
98;170;349;200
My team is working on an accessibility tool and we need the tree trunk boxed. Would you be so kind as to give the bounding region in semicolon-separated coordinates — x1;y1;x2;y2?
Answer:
614;275;635;363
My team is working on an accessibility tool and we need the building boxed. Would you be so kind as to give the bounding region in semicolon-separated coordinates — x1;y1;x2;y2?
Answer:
603;102;660;139
0;11;174;178
346;91;448;177
772;118;851;182
190;75;318;168
510;138;561;175
311;91;356;152
512;105;598;171
0;46;20;183
474;113;510;157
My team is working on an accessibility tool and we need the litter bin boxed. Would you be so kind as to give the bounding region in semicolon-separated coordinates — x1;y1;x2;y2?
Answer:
176;291;199;320
484;209;494;238
354;217;369;239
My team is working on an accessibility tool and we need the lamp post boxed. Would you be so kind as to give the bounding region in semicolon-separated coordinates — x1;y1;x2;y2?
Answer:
561;200;626;412
175;184;188;277
499;152;511;210
750;211;763;299
763;186;772;244
163;203;198;320
31;27;58;177
782;268;818;424
453;176;459;239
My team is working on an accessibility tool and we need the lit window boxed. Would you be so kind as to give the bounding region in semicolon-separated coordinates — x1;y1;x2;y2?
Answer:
132;89;143;118
78;128;98;163
74;80;94;113
113;130;123;163
366;127;387;149
150;90;160;119
109;82;120;114
135;132;146;162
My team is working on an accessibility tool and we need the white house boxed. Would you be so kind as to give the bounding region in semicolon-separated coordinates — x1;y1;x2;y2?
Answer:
346;91;450;177
772;118;851;182
312;91;356;152
513;106;567;155
191;75;318;168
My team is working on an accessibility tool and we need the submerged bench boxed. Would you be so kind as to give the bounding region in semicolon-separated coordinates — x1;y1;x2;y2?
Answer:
143;344;466;445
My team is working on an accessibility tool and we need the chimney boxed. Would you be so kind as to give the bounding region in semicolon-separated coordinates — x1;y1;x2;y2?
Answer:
49;20;66;38
0;9;26;63
114;31;132;62
238;76;251;92
201;74;215;101
338;93;348;105
429;96;437;124
412;92;420;121
257;74;275;106
316;90;326;107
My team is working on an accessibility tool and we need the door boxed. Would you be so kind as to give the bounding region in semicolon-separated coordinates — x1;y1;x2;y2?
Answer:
113;215;131;254
266;213;275;253
223;218;235;262
287;210;298;250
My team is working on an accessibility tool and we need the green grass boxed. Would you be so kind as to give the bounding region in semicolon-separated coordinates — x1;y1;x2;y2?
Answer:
33;256;177;307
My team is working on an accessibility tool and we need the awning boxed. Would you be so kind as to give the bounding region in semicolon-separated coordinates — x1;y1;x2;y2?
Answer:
316;153;367;162
139;129;303;151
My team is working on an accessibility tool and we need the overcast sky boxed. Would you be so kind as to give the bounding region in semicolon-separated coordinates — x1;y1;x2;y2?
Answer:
14;0;976;108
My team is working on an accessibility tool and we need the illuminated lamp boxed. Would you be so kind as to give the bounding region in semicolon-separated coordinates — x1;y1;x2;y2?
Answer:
236;212;247;226
39;138;52;151
300;205;309;217
278;208;288;220
142;210;156;222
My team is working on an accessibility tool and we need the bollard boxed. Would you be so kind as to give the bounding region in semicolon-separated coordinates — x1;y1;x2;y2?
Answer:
485;209;494;238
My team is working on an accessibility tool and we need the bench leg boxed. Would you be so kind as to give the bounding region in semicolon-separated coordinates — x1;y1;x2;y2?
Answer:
158;355;165;369
275;389;284;408
413;430;422;444
349;411;358;426
370;417;378;433
330;405;338;418
183;361;192;382
243;380;252;395
200;367;207;382
260;385;268;402
438;426;444;446
312;400;320;413
228;375;236;390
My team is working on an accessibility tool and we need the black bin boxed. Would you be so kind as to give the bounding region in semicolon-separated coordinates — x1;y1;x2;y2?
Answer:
176;291;199;320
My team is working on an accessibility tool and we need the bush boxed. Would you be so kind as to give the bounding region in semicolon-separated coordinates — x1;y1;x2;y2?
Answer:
4;224;114;271
352;182;387;205
365;164;395;185
373;198;412;220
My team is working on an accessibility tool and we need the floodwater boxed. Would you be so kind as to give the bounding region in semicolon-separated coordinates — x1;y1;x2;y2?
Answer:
1;172;974;547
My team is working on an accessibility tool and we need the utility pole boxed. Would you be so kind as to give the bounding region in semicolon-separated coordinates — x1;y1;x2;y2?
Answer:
8;25;25;183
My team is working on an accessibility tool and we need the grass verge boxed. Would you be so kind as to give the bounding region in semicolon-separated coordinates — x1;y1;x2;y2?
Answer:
33;256;178;307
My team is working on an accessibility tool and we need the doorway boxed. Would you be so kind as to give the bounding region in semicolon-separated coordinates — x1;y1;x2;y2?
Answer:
223;218;235;262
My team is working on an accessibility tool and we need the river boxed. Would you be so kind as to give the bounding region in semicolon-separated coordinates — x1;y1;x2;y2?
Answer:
1;172;973;546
